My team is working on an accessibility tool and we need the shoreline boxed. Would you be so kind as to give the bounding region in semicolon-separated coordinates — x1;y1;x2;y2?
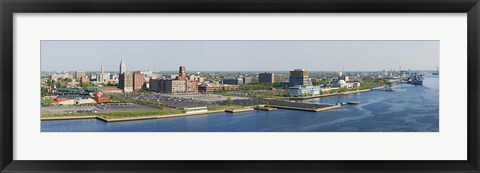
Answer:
41;103;342;122
287;87;384;100
41;110;226;122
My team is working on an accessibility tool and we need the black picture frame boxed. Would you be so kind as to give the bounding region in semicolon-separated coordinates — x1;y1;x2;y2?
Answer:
1;0;479;172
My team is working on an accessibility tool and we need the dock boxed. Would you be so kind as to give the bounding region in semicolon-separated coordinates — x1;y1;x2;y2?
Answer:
269;104;341;112
233;99;342;112
225;108;255;113
255;107;277;111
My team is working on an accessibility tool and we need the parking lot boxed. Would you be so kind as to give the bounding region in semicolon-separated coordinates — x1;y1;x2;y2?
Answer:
41;103;160;114
123;92;248;108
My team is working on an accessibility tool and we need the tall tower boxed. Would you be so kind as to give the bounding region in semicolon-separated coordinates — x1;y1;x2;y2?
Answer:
119;60;126;74
178;66;186;80
101;65;104;74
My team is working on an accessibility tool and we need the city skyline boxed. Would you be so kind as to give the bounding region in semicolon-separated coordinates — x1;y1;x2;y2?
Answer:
41;40;439;72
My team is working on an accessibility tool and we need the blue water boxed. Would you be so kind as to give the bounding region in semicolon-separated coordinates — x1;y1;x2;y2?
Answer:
41;76;439;132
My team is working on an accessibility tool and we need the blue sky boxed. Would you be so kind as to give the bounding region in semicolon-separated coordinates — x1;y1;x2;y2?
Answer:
41;40;439;72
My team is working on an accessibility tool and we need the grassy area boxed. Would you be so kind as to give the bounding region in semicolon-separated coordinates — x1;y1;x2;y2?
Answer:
41;109;185;119
207;105;243;111
41;98;52;105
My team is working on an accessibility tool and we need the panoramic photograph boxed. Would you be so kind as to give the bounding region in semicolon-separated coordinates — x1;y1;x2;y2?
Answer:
40;40;439;132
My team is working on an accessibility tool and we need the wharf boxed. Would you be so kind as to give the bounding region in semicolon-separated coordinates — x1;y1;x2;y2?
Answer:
255;107;277;111
270;104;341;112
40;110;226;123
225;108;255;113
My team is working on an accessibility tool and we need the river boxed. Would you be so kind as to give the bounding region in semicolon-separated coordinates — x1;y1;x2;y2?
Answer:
41;75;439;132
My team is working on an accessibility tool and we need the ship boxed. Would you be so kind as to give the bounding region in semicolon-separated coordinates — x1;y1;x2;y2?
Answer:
432;66;439;75
407;73;424;85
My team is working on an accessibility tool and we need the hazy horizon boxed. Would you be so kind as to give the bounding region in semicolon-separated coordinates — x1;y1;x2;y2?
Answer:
41;40;439;72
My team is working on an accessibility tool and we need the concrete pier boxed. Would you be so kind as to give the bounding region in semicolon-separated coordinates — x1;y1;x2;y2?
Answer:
225;108;254;113
270;104;341;112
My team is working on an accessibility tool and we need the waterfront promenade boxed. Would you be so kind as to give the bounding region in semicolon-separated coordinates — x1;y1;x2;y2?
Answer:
41;109;226;122
41;100;342;122
287;87;385;100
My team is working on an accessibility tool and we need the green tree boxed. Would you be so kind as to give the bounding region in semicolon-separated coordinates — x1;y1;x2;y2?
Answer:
226;96;233;105
81;82;92;87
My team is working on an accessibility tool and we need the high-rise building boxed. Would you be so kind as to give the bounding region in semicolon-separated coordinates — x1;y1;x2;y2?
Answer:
165;79;186;94
101;65;104;74
149;78;165;92
185;79;198;93
119;60;126;74
120;72;133;93
133;71;144;90
259;72;274;84
289;69;311;86
178;66;186;80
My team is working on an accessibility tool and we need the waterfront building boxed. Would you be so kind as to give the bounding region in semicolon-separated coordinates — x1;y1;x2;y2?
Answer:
149;78;164;92
288;85;321;97
259;72;274;84
93;92;110;103
133;71;145;90
289;69;312;86
335;80;360;89
75;71;87;81
198;84;239;93
149;66;198;94
165;79;186;94
185;79;198;93
119;72;133;92
243;77;252;84
223;78;243;85
119;60;126;74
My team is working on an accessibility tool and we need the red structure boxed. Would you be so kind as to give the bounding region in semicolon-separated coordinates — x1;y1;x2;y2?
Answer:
93;92;110;103
177;66;186;80
53;97;69;103
133;71;145;90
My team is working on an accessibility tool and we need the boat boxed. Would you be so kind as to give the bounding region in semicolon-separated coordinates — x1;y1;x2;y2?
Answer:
346;101;359;105
407;73;424;85
432;66;439;75
383;86;396;92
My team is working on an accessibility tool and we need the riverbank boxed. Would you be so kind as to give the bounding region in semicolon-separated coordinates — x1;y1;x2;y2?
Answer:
270;104;341;112
41;102;342;122
41;109;227;122
287;87;384;100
